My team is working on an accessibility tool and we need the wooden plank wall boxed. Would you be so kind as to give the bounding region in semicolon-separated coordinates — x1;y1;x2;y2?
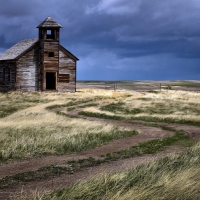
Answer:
0;42;77;92
43;41;59;71
16;45;40;91
0;61;16;91
43;41;59;90
58;49;76;92
38;41;44;91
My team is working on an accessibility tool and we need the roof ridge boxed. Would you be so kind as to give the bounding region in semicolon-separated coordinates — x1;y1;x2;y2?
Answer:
36;17;62;28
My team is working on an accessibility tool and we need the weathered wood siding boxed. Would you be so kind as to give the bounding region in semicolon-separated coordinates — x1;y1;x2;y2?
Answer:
43;41;59;71
0;40;77;92
38;41;44;91
43;41;59;90
58;49;76;92
0;61;16;91
16;45;40;91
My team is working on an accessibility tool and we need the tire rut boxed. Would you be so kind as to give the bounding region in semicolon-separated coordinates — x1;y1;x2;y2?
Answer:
0;148;185;200
0;121;173;179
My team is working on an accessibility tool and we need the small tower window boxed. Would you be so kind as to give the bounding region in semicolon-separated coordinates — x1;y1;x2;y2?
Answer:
47;29;56;39
48;52;54;57
47;30;51;35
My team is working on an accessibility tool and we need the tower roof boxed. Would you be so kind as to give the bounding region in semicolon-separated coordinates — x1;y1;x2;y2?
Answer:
36;17;62;28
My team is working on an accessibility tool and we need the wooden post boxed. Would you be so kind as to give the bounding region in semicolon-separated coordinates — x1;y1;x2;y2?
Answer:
160;83;161;91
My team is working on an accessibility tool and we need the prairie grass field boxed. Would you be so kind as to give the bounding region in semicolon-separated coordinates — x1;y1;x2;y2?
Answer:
0;91;136;161
0;81;199;199
80;89;200;125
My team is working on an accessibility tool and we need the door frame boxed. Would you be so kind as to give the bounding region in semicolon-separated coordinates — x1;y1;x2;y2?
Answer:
45;71;57;91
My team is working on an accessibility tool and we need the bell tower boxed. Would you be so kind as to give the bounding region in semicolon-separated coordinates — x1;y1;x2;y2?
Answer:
36;17;62;91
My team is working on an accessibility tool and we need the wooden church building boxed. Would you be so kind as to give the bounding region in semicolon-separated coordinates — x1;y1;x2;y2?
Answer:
0;17;78;92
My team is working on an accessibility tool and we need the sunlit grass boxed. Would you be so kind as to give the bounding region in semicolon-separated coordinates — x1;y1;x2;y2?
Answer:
77;90;200;124
0;116;138;161
1;89;199;162
0;92;50;118
100;92;200;117
0;90;137;162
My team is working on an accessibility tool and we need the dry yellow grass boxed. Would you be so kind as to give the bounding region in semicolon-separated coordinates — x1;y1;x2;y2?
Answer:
86;90;200;122
0;89;199;161
2;89;200;200
0;89;137;161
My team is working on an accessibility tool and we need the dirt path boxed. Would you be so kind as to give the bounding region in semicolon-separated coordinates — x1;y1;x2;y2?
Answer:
0;121;173;179
0;102;199;199
1;147;185;200
70;108;200;140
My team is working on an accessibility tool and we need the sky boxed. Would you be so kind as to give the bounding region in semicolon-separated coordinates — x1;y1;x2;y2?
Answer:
0;0;200;80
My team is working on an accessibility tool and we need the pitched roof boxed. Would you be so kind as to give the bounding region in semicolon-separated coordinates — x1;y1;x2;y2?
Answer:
37;17;62;28
0;39;38;61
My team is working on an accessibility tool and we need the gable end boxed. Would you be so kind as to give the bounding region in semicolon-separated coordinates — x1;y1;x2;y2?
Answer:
59;45;79;61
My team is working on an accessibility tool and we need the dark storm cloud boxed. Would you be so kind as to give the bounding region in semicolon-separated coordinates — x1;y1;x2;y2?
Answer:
0;35;6;47
82;0;200;58
0;0;38;17
56;0;200;63
0;0;200;80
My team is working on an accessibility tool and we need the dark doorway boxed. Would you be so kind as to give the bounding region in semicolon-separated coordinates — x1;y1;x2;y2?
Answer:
46;72;56;90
